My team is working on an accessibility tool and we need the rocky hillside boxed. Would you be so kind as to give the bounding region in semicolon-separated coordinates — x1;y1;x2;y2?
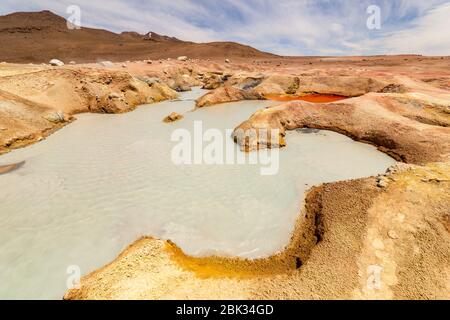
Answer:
0;10;275;63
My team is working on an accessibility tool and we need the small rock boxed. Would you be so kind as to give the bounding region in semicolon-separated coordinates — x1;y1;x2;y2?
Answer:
108;92;122;99
0;127;6;131
43;111;66;123
37;136;44;142
163;112;183;123
49;59;64;67
377;177;388;188
146;60;153;64
69;61;76;65
225;58;231;63
378;83;407;93
122;63;127;68
177;56;188;62
388;230;399;239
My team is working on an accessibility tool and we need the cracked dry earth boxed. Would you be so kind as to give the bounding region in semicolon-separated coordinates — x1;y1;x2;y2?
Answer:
0;56;449;300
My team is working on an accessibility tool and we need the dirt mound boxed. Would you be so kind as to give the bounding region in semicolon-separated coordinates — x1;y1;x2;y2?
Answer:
0;11;275;63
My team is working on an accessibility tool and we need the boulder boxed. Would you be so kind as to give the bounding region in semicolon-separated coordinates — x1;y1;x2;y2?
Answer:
163;112;183;123
49;59;64;67
177;56;188;62
43;111;67;123
196;86;264;108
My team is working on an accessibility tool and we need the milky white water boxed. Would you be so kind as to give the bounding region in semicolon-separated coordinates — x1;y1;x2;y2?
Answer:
0;88;396;299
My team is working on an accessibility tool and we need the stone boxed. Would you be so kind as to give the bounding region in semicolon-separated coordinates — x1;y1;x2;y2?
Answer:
388;230;399;239
163;112;183;123
138;77;161;85
43;111;66;123
108;92;122;99
225;58;231;63
146;60;153;64
379;83;407;93
69;61;76;65
122;64;127;68
49;59;64;67
377;177;388;188
196;86;264;108
177;56;188;62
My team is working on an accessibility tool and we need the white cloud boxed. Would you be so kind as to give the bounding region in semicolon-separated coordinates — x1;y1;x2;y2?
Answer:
380;2;450;55
0;0;449;56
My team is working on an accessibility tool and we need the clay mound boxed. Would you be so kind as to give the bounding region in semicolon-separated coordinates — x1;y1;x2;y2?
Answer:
0;11;275;63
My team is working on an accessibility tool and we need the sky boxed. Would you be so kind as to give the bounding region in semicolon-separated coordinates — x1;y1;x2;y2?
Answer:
1;0;449;56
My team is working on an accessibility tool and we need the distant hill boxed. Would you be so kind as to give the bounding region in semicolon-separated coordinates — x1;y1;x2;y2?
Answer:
0;10;276;63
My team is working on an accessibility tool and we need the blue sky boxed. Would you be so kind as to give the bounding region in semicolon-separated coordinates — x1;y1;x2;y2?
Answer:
1;0;449;55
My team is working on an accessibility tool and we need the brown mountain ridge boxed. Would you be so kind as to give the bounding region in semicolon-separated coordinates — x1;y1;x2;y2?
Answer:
0;10;275;63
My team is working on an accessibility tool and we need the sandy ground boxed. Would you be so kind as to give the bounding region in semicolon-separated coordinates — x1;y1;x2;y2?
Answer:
0;55;449;300
64;163;450;300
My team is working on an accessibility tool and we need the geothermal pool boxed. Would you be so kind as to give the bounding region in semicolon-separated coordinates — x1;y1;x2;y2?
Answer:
0;88;396;299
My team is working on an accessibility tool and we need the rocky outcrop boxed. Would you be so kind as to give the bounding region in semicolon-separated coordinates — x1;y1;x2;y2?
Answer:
202;72;227;90
250;75;387;97
232;94;450;164
293;76;387;96
0;67;178;154
196;86;264;108
253;74;299;95
196;75;390;108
